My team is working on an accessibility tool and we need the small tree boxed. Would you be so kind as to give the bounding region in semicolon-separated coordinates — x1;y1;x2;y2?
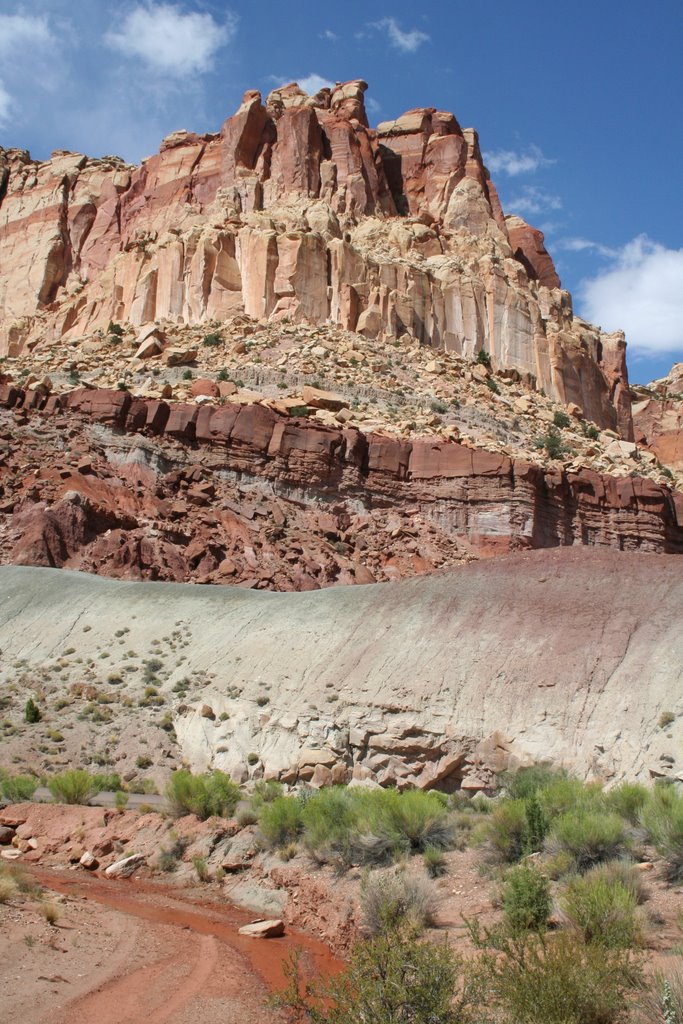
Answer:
476;349;492;368
523;794;549;854
24;698;41;724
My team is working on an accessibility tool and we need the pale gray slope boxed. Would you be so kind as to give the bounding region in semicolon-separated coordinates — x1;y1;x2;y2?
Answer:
1;548;681;786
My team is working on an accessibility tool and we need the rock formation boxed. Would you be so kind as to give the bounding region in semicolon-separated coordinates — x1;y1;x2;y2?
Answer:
1;550;681;788
1;385;680;590
0;79;631;436
632;362;683;479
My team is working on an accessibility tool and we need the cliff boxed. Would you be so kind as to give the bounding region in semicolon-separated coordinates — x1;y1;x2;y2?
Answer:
1;384;680;590
0;78;632;436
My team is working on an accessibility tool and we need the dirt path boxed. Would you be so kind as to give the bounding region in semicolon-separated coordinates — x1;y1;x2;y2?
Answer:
3;868;341;1024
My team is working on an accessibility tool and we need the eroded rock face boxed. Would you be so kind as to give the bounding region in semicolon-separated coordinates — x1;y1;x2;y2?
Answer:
0;80;631;435
1;550;681;788
633;363;683;481
0;387;680;592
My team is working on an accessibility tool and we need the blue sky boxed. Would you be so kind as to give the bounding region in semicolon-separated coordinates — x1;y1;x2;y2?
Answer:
1;0;682;384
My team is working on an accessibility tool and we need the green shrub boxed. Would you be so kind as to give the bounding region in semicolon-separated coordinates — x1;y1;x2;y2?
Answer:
115;790;129;811
546;810;630;873
202;332;222;347
640;786;683;881
259;795;305;846
522;794;549;854
501;765;569;801
24;698;41;723
301;787;358;862
429;398;448;414
236;806;258;827
165;770;240;820
538;776;604;822
472;930;640;1024
48;769;96;805
482;798;527;863
560;870;642;949
538;428;565;459
486;377;500;395
251;779;283;805
0;873;18;904
583;423;600;441
502;864;551;934
476;349;491;367
193;855;209;882
107;321;124;337
1;773;38;802
553;410;571;428
659;710;676;729
274;923;473;1024
361;868;436;935
605;782;649;825
136;755;153;769
379;789;454;853
423;845;447;877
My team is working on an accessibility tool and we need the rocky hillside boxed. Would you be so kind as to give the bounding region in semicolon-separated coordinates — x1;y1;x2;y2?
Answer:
0;549;681;790
1;78;631;435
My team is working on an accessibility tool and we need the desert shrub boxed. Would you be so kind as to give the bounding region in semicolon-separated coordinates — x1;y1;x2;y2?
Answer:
522;794;549;854
157;835;188;872
486;377;500;395
501;764;568;801
538;776;605;822
430;398;448;414
193;855;209;882
1;773;38;803
586;859;648;905
554;410;571;428
136;755;153;769
165;770;240;821
502;864;551;934
48;769;96;805
41;902;60;926
659;710;676;729
236;806;258;827
584;423;600;441
24;698;41;723
259;795;305;846
423;845;447;877
482;798;527;864
107;321;124;337
202;332;222;347
640;786;683;881
472;929;640;1024
378;789;454;853
606;782;649;825
274;923;474;1024
560;870;642;949
301;787;358;862
0;873;18;904
91;772;122;793
546;810;630;873
634;962;683;1024
114;790;129;811
538;428;565;459
361;868;436;935
251;779;283;805
476;349;491;367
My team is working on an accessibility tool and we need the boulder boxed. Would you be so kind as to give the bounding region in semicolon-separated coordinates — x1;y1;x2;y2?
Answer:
79;851;99;870
238;919;285;938
104;853;146;878
0;826;14;845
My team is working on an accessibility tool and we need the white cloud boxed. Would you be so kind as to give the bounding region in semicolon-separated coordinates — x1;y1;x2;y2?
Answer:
105;3;236;76
579;235;683;356
0;80;11;124
484;144;554;176
0;12;54;57
556;236;618;258
373;17;429;53
320;29;338;41
507;186;563;216
298;73;334;95
366;96;381;115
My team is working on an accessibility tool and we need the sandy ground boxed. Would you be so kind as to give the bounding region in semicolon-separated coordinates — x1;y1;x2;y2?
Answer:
0;867;341;1024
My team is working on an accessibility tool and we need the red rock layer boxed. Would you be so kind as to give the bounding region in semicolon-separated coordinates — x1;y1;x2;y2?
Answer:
0;384;680;588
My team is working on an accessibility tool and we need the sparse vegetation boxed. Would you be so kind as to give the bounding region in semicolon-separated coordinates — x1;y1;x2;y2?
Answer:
24;698;41;724
165;770;240;821
559;868;642;949
48;769;97;805
502;864;551;934
361;868;436;935
553;410;571;428
1;772;38;802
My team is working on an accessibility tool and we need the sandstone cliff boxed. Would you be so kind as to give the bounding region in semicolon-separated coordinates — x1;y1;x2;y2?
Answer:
633;362;683;479
1;384;680;591
0;79;631;436
1;550;681;789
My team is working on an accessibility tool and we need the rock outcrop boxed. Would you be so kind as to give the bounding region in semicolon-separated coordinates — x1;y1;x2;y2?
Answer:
633;363;683;483
1;550;681;788
1;386;680;591
0;79;631;436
